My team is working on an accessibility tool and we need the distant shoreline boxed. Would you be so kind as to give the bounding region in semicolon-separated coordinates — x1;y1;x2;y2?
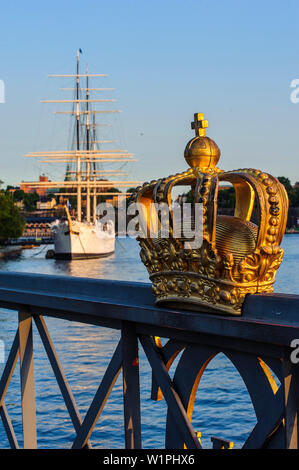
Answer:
0;245;23;258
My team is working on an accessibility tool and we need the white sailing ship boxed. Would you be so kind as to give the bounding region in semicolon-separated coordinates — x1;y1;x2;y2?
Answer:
22;50;141;259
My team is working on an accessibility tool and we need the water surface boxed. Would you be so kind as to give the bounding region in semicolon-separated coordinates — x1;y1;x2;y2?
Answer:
0;235;297;448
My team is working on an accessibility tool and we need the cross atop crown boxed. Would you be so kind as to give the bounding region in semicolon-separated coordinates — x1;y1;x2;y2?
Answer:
191;113;209;137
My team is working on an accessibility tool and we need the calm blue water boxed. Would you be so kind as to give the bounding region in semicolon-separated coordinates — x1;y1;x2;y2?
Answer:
0;235;297;449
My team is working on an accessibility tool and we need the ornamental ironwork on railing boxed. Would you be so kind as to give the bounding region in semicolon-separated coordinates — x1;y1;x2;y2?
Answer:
0;271;298;449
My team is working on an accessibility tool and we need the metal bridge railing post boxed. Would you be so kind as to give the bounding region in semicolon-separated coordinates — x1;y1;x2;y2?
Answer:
121;321;142;449
18;310;37;449
282;351;299;449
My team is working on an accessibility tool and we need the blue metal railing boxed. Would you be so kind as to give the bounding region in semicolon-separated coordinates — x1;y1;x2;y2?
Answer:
0;271;298;449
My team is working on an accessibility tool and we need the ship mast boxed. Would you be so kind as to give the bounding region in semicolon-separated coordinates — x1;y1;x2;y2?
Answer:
85;63;91;222
76;50;82;221
21;51;143;218
92;112;97;221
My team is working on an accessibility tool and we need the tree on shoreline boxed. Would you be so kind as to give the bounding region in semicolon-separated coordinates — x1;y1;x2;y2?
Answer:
277;177;299;207
183;177;299;209
0;193;26;242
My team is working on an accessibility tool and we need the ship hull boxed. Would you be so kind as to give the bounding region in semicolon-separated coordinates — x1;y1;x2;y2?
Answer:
54;251;115;260
52;220;115;260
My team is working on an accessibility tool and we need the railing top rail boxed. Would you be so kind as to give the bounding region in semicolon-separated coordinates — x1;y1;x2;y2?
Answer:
0;271;298;347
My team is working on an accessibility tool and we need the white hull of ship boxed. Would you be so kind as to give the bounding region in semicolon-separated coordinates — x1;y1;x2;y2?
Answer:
52;220;115;259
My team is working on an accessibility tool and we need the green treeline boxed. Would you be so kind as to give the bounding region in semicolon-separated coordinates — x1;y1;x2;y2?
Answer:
186;177;298;208
7;188;39;211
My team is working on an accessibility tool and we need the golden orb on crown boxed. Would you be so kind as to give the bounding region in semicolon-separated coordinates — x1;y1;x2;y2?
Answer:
184;113;221;169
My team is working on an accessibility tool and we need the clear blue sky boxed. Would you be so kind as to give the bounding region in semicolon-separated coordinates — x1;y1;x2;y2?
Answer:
0;0;298;187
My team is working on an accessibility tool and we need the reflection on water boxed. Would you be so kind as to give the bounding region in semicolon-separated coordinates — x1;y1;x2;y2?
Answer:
0;235;297;448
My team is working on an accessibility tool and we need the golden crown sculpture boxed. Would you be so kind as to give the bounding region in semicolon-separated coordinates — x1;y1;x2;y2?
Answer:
131;113;288;315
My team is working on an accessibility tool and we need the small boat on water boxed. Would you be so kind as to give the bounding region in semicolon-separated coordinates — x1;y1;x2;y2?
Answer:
0;245;23;258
